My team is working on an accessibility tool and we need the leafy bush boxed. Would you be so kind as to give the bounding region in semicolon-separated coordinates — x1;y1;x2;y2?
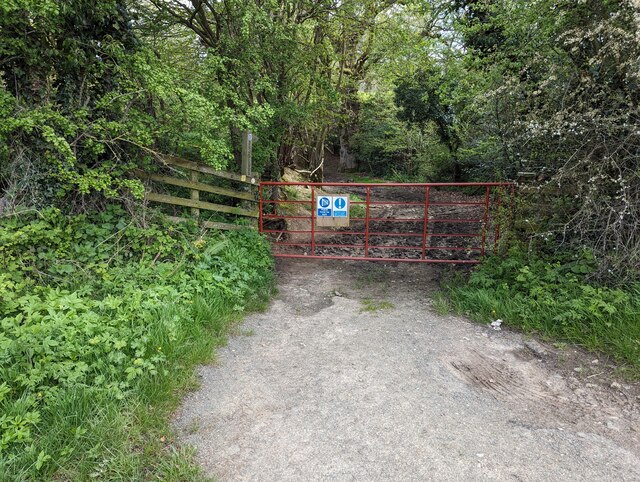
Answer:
444;248;640;375
0;207;273;480
351;92;452;180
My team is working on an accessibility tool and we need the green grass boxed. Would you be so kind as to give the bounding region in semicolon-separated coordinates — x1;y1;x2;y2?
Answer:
360;298;394;312
354;266;388;288
431;291;452;316
0;206;275;480
442;249;640;378
349;194;367;219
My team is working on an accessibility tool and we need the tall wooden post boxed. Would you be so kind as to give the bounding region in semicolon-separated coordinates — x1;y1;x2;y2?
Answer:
241;130;253;178
240;131;254;220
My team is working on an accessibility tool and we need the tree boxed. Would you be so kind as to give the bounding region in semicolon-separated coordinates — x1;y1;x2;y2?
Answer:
0;0;145;207
395;69;463;180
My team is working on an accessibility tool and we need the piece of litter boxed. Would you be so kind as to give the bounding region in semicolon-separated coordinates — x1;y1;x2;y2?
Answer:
490;319;503;331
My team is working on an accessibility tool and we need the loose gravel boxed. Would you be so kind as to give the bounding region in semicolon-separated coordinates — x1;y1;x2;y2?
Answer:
173;259;640;481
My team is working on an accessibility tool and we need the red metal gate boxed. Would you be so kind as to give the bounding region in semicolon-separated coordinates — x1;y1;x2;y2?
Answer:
259;182;514;264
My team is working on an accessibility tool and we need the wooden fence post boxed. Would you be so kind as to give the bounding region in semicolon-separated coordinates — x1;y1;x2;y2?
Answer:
241;130;253;178
191;171;200;217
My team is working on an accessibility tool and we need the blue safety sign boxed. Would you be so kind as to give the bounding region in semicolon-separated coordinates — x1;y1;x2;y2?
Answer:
317;196;332;217
333;195;348;218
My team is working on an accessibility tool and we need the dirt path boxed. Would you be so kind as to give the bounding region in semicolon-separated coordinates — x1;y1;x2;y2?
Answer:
173;259;640;481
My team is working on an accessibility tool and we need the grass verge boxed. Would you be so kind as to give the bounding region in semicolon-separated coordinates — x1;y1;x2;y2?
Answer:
441;248;640;378
0;206;274;480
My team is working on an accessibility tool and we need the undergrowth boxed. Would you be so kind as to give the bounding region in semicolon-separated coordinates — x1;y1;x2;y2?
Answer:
0;206;274;480
443;248;640;377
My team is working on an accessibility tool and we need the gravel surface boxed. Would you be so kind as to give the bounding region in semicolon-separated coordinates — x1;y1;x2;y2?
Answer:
173;259;640;481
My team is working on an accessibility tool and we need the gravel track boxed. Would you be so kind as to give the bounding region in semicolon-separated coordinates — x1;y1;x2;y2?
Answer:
173;259;640;481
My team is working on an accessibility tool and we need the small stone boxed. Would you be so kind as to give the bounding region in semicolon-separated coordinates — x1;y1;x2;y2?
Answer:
334;291;343;297
610;382;622;389
574;367;583;373
476;453;485;458
591;359;599;364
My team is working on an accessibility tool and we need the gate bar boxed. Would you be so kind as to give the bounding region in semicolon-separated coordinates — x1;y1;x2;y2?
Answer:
365;186;371;257
310;186;316;255
259;181;513;187
422;186;430;259
481;186;490;257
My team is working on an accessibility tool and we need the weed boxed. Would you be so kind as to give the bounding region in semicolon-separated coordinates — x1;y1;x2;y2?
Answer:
431;291;451;316
349;194;367;219
186;419;201;435
360;298;394;312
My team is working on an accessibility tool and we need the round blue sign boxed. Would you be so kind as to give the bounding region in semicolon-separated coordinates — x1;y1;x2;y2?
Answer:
335;198;346;209
319;197;330;207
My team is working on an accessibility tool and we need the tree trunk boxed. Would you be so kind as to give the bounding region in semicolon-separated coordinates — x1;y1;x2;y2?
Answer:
308;127;328;181
453;160;462;182
339;129;357;172
338;93;359;172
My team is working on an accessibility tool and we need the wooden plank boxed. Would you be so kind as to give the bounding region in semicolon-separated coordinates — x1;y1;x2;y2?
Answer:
146;192;259;218
161;155;257;185
167;216;252;231
201;219;256;230
136;171;256;201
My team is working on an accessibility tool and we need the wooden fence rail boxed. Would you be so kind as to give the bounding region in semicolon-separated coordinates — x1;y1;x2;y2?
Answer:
139;155;259;231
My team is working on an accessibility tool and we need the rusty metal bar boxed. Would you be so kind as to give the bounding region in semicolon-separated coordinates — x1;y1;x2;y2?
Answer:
480;186;491;257
258;183;263;233
310;186;316;255
271;253;482;264
422;186;430;260
260;181;514;188
365;186;371;257
493;188;503;252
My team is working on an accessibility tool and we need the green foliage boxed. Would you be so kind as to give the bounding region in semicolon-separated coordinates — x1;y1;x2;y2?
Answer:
0;0;147;204
453;0;640;277
351;91;451;179
444;248;640;375
0;207;274;479
0;1;267;209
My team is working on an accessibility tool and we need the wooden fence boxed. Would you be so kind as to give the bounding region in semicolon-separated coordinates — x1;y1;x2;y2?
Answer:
139;155;259;231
